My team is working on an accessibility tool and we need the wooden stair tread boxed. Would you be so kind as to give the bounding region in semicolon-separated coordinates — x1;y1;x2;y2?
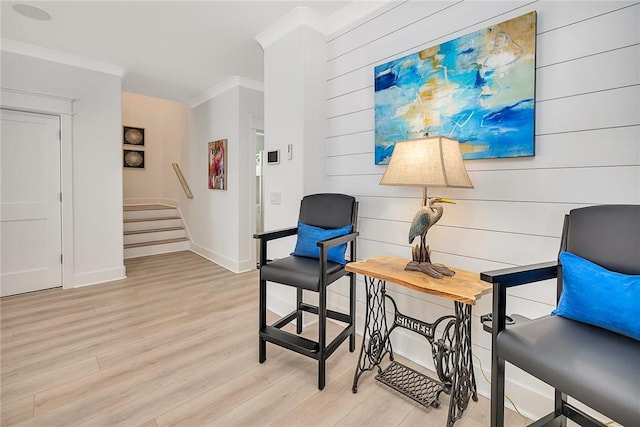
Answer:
124;216;180;223
124;226;184;235
124;237;189;249
123;204;175;211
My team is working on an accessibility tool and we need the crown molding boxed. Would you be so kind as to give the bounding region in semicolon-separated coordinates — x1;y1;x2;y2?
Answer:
327;1;399;37
1;38;126;78
188;75;264;109
255;2;394;50
255;6;327;50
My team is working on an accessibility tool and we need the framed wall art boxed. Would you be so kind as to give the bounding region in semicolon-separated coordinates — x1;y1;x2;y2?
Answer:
208;139;227;190
123;126;145;146
374;11;537;163
123;149;145;168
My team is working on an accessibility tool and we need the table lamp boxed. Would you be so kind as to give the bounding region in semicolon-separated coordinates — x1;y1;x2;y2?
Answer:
379;136;473;278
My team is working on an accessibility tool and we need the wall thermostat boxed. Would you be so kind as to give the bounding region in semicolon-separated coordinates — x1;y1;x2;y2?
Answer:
267;150;280;165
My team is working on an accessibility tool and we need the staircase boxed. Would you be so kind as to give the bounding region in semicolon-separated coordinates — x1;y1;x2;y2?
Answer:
124;204;190;259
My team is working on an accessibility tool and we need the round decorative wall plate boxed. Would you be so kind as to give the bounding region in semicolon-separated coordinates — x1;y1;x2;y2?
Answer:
124;150;144;168
123;126;144;145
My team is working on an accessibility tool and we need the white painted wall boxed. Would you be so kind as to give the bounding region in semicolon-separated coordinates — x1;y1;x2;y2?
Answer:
262;23;329;233
301;27;328;200
187;86;263;273
122;92;190;206
263;27;305;232
323;0;639;422
1;51;126;287
261;22;330;315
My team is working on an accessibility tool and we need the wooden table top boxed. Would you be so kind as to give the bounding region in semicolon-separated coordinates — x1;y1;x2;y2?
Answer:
346;255;492;305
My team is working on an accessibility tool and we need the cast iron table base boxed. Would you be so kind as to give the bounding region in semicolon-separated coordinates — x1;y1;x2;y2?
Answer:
352;276;478;427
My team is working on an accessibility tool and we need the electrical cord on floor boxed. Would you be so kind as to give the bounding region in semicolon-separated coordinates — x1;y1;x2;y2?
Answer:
472;353;619;427
472;352;532;424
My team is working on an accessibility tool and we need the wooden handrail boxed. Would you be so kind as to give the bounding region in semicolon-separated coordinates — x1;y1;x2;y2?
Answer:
172;163;193;199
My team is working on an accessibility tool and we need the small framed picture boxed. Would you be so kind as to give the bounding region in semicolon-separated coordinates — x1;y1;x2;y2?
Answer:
124;149;145;168
123;126;145;146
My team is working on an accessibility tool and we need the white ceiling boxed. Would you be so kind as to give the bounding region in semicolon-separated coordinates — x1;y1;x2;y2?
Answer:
0;1;361;103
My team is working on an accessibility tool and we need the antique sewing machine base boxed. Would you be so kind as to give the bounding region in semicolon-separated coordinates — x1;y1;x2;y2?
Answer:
352;276;478;427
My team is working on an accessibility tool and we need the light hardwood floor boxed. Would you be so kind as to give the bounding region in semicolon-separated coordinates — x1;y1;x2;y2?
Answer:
1;251;528;426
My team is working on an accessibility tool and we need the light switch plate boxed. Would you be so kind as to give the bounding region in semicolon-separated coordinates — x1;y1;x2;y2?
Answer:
270;192;281;205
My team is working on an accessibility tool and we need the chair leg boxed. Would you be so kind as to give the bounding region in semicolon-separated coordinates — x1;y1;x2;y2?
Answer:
491;284;507;427
554;390;567;427
259;278;267;363
349;273;356;352
490;356;505;427
318;359;326;390
318;285;327;390
296;288;303;334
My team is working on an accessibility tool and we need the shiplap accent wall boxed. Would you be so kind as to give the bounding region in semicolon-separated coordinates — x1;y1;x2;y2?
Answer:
323;1;639;420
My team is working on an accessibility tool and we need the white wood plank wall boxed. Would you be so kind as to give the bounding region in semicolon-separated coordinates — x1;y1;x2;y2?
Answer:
323;0;639;420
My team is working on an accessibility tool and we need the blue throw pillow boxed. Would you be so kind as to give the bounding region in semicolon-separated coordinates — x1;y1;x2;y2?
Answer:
552;251;640;341
291;222;352;264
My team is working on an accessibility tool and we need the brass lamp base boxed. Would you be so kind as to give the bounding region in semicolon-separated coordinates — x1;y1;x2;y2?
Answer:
405;244;455;279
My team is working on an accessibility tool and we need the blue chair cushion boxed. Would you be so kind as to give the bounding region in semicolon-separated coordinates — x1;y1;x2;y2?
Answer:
552;251;640;341
291;222;352;264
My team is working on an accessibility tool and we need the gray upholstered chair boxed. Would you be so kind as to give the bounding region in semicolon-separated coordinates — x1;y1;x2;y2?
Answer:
482;205;640;427
254;193;358;390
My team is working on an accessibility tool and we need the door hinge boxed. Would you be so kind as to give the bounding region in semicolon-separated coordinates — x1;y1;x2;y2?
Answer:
60;192;63;202
59;130;61;140
60;254;63;264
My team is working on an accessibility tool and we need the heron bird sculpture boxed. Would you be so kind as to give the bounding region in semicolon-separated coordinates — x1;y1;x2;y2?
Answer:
405;196;456;279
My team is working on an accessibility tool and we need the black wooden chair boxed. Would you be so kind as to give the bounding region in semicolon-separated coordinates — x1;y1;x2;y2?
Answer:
254;193;358;390
482;205;640;427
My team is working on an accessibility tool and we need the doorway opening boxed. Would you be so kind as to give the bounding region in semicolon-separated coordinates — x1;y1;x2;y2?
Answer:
255;130;265;234
254;129;264;267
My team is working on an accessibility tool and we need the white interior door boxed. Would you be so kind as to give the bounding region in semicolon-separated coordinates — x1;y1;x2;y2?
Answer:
1;109;62;297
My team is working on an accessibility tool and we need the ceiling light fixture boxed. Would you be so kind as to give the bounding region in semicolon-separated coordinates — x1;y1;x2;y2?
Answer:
12;3;52;21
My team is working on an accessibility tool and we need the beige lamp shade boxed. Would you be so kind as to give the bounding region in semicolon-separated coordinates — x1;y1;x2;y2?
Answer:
379;136;473;188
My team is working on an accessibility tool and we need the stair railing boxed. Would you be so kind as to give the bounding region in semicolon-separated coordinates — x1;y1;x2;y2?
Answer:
172;163;193;199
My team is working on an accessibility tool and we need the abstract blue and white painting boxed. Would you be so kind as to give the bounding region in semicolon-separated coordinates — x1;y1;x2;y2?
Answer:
374;12;536;164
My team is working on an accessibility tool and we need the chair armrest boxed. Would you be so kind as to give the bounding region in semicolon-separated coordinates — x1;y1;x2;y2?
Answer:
481;261;558;289
484;261;558;338
315;231;358;249
253;227;298;242
254;227;298;268
317;232;359;270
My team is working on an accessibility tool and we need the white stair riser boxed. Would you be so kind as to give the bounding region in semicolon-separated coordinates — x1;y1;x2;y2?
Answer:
124;229;186;245
124;241;191;259
124;208;178;221
124;218;183;232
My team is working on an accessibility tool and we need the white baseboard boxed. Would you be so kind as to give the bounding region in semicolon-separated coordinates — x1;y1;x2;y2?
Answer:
190;242;243;273
236;258;256;273
66;265;126;289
